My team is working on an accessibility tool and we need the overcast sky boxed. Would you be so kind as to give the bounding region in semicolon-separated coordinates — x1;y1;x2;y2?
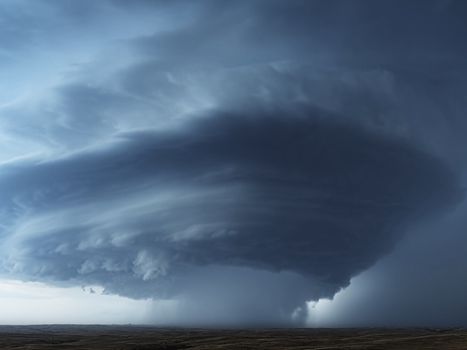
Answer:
0;0;466;327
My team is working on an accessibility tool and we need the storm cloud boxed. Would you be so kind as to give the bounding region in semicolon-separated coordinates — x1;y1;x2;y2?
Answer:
0;0;466;326
0;108;460;324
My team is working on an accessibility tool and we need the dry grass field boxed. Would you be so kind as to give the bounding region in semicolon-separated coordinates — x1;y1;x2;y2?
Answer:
0;326;466;349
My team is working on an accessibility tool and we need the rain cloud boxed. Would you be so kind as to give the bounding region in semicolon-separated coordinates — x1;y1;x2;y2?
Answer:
0;0;466;326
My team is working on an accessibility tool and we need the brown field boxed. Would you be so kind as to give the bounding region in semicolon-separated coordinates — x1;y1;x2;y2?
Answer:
0;325;466;349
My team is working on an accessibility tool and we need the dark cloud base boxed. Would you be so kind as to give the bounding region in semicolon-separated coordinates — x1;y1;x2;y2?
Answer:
0;108;460;324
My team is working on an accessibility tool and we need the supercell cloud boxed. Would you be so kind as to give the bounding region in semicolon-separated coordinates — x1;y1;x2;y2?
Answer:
0;0;466;326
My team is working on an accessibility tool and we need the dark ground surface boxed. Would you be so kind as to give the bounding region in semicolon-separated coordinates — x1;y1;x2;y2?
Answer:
0;325;466;349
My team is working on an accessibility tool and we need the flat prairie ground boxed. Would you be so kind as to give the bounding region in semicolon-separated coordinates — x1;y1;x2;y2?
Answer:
0;325;466;349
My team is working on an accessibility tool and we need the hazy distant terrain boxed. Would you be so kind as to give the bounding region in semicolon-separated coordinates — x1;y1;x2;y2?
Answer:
0;326;466;349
